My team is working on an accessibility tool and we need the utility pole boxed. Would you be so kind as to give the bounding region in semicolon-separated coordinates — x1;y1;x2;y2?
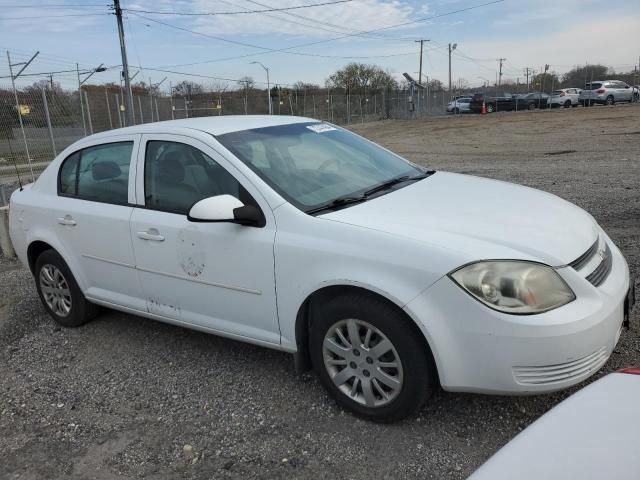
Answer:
448;43;457;95
497;58;506;87
415;39;430;85
524;67;532;92
114;0;134;126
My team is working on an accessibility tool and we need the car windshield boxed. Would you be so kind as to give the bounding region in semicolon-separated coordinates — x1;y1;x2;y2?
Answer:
217;122;424;212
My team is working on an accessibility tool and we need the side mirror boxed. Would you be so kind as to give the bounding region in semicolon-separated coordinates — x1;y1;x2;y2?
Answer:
187;194;263;227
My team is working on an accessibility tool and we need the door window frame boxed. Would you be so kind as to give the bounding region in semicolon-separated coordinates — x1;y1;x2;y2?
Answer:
135;133;273;226
56;134;140;207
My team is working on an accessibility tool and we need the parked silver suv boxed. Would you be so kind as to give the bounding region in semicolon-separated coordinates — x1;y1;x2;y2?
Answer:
579;80;634;106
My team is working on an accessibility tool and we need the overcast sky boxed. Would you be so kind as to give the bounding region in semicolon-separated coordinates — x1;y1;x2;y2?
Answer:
1;0;639;90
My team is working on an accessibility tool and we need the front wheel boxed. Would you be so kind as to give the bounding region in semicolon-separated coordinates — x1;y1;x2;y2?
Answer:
35;249;99;327
310;293;436;422
528;102;536;110
605;95;614;106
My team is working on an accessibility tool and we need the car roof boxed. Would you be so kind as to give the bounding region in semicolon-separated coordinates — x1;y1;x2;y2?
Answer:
86;115;316;141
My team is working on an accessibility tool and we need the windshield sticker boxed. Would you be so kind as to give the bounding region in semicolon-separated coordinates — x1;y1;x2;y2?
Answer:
307;123;337;133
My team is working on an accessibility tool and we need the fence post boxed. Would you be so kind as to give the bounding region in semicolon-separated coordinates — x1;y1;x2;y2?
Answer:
41;87;57;156
184;98;188;118
105;89;113;129
83;91;93;134
312;95;316;118
138;96;144;123
170;92;175;120
7;51;35;181
115;93;123;128
155;97;160;121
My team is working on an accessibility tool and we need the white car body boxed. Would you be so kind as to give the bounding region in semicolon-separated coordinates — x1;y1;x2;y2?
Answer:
549;88;581;107
446;97;471;113
470;369;640;479
579;80;635;105
8;116;631;397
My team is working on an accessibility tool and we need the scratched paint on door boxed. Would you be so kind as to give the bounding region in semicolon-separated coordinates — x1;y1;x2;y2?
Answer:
177;229;206;278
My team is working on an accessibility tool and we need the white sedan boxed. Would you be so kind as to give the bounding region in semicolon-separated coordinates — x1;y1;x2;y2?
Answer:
8;116;633;422
470;368;640;479
446;97;472;113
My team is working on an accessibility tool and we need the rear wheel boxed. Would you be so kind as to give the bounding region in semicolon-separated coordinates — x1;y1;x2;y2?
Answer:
486;103;495;113
527;102;536;110
34;249;99;327
605;95;614;106
564;100;571;108
309;293;436;422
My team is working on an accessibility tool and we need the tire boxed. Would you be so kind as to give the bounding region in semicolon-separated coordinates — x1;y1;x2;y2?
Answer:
605;95;614;106
309;293;436;422
564;100;571;108
486;103;495;113
34;249;99;327
527;102;536;110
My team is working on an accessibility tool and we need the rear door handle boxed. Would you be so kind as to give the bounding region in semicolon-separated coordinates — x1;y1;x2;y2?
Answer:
57;215;76;226
136;229;165;242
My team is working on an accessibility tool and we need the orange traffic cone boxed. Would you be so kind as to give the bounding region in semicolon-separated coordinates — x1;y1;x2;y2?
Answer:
481;101;487;114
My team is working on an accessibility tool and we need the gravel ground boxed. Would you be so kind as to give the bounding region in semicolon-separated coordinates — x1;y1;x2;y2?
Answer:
1;104;639;480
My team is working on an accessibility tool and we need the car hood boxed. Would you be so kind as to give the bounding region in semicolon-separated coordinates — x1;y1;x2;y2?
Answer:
322;172;598;267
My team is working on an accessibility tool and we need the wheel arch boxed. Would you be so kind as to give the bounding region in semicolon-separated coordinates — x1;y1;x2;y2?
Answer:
26;237;87;291
293;284;439;384
27;240;55;274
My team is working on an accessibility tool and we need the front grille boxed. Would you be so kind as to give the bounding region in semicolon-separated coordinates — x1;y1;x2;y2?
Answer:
513;346;608;386
568;238;599;271
586;244;613;287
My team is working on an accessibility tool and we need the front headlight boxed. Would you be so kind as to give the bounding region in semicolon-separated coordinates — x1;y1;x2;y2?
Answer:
450;261;575;314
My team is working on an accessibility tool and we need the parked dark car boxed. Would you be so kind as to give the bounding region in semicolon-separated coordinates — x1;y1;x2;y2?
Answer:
514;92;550;110
469;91;515;113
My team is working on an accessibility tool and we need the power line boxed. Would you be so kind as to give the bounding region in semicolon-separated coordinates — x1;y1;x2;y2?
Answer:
2;13;109;19
122;0;353;16
128;12;433;62
2;3;108;7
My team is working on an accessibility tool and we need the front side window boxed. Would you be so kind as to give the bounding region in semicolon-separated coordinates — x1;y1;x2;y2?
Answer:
217;122;423;211
144;140;250;215
58;142;133;205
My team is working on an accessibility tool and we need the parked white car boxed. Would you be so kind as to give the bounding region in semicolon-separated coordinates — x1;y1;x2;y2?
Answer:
8;116;634;422
549;88;581;108
470;368;640;479
579;80;635;105
446;97;471;113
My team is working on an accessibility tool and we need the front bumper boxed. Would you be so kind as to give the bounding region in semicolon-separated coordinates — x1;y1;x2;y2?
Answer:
404;238;631;394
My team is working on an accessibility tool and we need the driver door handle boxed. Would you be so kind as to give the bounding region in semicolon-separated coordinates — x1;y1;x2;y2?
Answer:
136;229;165;242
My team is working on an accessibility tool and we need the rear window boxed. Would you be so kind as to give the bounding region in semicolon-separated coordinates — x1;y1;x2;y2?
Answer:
585;83;602;90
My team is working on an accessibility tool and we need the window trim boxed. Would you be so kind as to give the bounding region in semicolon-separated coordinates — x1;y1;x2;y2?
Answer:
57;140;135;207
141;138;266;225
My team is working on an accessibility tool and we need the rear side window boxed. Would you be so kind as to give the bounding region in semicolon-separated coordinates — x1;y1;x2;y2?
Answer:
58;142;133;205
585;82;602;90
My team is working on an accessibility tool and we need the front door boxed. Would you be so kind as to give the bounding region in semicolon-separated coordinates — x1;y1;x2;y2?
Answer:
129;134;280;346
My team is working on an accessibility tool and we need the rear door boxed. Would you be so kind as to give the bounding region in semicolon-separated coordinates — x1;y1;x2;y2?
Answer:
129;134;280;346
54;135;143;309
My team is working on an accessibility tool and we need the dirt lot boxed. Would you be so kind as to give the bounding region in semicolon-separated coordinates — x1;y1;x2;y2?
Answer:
1;105;639;479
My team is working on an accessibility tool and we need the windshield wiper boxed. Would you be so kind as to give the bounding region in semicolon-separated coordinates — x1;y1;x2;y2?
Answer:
363;172;431;197
305;196;368;215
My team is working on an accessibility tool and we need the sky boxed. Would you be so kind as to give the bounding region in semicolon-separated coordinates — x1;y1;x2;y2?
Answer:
1;0;639;91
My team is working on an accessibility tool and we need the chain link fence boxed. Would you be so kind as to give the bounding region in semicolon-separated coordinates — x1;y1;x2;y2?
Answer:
0;84;449;192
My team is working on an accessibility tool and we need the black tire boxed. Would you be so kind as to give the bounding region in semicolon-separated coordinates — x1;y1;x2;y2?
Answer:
527;102;536;110
309;293;436;422
34;249;99;327
605;95;614;106
486;103;495;113
564;100;571;108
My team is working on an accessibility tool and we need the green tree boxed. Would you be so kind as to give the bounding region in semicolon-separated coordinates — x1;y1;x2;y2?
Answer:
325;62;397;93
531;72;560;93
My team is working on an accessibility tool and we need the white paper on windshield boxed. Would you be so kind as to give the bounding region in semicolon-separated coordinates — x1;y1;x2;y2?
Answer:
307;123;337;133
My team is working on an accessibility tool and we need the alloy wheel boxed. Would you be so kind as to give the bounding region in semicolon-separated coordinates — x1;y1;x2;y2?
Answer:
322;318;403;408
40;264;72;317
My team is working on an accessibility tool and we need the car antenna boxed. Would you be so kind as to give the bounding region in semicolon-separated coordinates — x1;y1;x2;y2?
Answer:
6;137;24;191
